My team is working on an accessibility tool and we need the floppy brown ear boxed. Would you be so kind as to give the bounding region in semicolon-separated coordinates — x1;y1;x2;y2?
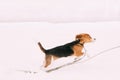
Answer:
75;35;82;40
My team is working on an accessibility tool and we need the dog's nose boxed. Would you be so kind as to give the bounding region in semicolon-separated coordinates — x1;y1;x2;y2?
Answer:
94;38;96;40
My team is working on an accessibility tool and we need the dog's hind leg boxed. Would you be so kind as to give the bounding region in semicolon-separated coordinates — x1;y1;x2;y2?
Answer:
44;55;52;68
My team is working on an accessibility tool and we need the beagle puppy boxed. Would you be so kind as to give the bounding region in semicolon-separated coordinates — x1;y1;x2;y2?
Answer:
38;33;95;67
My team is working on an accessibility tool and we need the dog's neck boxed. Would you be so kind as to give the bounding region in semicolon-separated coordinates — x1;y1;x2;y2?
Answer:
78;43;84;46
77;39;84;46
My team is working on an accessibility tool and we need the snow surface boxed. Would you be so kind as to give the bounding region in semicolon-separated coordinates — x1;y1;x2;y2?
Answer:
0;22;120;80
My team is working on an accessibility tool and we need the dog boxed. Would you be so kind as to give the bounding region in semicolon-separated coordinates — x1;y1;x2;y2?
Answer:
38;33;95;67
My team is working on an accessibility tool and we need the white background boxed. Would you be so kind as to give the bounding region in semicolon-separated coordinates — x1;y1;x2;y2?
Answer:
0;0;120;22
0;22;120;80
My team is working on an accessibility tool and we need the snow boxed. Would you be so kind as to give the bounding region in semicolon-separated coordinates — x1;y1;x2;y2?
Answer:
0;22;120;80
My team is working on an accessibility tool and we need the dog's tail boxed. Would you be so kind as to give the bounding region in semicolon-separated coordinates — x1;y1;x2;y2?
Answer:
38;42;46;53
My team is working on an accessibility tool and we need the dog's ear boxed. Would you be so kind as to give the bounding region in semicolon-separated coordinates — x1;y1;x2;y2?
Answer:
75;34;82;40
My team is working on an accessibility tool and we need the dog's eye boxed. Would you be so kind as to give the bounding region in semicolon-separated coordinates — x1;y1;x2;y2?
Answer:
89;36;92;38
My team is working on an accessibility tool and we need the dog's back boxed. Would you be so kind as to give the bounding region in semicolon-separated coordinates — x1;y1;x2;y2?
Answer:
38;40;80;57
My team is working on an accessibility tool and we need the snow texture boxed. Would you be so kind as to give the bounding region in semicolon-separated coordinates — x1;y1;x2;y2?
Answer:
0;22;120;80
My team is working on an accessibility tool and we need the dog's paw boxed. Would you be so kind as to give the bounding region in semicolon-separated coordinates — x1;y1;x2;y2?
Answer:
74;57;79;61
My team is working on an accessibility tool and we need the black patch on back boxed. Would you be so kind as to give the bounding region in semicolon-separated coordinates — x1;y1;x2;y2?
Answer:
45;40;80;57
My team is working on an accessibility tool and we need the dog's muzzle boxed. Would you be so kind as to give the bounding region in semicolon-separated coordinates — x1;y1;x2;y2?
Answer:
92;38;96;42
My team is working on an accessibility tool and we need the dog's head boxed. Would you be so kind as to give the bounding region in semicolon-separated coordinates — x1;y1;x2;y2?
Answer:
76;33;95;44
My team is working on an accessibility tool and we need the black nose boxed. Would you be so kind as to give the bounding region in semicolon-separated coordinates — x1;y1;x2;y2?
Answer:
94;38;96;40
